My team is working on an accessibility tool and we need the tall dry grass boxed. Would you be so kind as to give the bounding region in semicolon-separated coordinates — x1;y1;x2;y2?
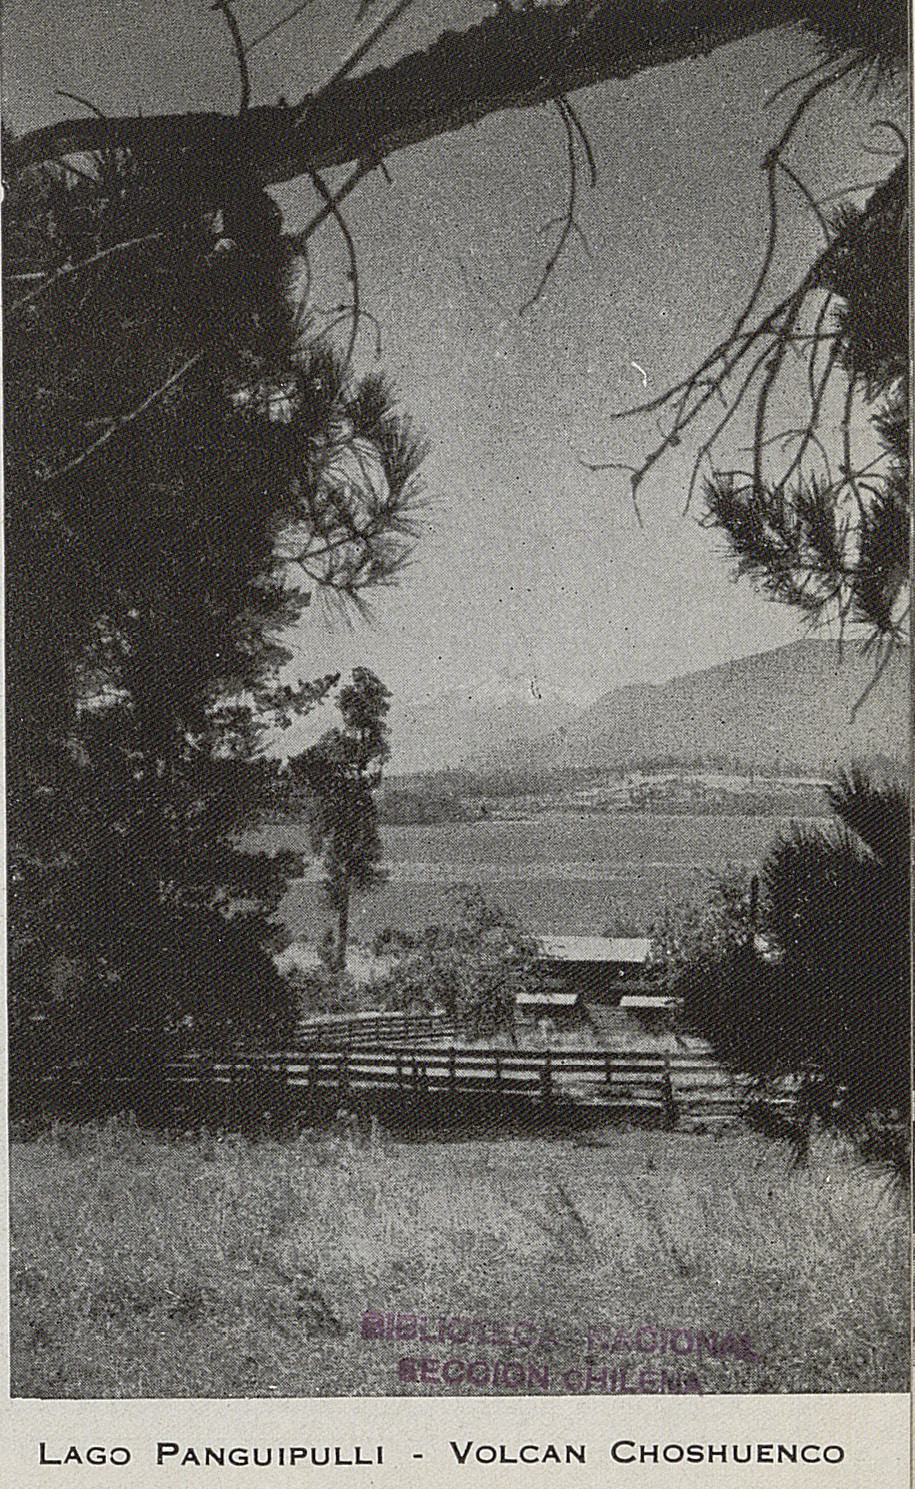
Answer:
10;1118;908;1397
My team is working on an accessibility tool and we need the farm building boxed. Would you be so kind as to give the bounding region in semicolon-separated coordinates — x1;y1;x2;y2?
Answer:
514;988;588;1027
534;936;655;1006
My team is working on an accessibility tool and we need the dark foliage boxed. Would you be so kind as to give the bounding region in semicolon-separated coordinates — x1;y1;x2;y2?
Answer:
804;0;908;91
5;142;423;1110
669;774;909;1165
702;141;908;646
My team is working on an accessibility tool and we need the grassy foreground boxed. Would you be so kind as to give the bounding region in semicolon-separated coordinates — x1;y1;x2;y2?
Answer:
10;1119;908;1398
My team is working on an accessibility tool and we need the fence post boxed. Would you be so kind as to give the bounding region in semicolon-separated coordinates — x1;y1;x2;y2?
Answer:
540;1051;553;1113
396;1052;404;1093
661;1057;678;1130
494;1052;503;1097
448;1048;457;1097
198;1048;214;1129
339;1051;350;1102
604;1051;613;1102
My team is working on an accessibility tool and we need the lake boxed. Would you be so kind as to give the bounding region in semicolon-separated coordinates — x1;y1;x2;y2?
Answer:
243;811;819;943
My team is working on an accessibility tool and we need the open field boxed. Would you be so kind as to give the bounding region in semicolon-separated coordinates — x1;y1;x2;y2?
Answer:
10;1120;907;1398
243;810;819;940
281;876;685;941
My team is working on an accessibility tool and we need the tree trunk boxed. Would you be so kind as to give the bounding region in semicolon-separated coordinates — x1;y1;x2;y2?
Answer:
335;879;350;976
16;0;817;186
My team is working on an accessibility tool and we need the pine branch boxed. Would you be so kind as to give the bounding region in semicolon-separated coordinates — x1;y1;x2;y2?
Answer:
14;0;817;186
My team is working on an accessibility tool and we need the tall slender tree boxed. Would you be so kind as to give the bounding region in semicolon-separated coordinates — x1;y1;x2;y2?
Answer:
295;669;392;974
296;670;392;970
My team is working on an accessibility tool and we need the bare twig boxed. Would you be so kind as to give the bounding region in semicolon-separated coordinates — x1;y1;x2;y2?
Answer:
642;282;803;510
604;151;785;428
211;0;251;114
805;290;837;409
562;97;597;186
774;158;832;240
870;120;909;157
246;0;319;54
580;457;637;478
769;60;858;159
684;337;784;513
520;96;591;314
747;425;835;486
301;165;362;369
595;63;860;515
318;305;383;358
11;233;164;311
290;159;378;247
770;338;842;498
44;351;204;484
580;458;644;526
56;90;106;118
750;269;823;494
764;57;834;108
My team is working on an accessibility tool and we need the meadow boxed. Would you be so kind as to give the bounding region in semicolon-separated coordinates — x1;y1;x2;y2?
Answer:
245;810;811;940
10;1119;907;1399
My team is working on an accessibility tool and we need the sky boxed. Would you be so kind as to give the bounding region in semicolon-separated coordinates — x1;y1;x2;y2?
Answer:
3;1;902;725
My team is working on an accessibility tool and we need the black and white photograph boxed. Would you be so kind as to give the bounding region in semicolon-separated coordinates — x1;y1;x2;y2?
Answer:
2;0;911;1481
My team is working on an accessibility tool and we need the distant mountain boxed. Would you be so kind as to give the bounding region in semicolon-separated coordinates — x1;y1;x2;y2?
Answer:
475;640;908;777
387;673;584;775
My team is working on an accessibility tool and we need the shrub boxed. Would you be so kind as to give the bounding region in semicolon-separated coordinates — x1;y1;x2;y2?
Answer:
374;887;543;1039
655;775;910;1170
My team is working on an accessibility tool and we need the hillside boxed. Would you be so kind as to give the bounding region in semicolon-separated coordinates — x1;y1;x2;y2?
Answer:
478;640;908;777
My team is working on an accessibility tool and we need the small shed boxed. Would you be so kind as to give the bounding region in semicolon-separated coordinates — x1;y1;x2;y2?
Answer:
515;989;586;1027
617;991;680;1032
535;936;653;1005
618;993;678;1011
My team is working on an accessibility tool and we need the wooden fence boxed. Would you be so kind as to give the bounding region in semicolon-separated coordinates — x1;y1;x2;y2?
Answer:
289;1010;456;1048
15;1008;800;1132
165;1043;747;1128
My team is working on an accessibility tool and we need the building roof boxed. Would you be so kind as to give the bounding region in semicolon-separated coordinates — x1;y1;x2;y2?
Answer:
619;994;679;1010
537;936;651;964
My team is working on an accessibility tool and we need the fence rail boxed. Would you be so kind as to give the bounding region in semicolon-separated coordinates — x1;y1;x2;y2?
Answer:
290;1010;456;1048
163;1043;747;1126
15;1009;807;1132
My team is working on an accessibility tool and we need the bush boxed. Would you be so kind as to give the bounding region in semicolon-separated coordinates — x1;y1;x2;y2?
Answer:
374;887;543;1039
655;775;909;1169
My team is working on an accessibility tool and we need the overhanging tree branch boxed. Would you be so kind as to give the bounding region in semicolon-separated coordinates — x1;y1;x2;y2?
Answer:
15;0;828;186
